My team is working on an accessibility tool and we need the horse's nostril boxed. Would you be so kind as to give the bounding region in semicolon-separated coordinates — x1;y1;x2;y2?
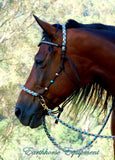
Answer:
15;107;21;118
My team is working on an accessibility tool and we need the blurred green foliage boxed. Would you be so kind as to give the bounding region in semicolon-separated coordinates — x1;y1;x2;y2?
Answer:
0;0;115;159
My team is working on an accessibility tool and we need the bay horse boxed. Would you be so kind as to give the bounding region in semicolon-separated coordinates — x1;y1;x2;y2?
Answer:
15;16;115;157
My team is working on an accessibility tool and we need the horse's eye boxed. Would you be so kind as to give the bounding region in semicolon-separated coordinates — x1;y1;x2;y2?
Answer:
35;57;43;67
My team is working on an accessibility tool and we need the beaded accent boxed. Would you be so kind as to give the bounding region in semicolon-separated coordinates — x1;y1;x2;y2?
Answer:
50;80;54;83
55;73;59;76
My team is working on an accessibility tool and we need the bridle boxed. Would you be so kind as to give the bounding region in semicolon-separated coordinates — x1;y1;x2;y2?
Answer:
21;24;80;119
21;24;66;115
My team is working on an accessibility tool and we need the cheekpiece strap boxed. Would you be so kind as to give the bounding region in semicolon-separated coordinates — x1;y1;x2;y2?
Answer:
62;24;66;52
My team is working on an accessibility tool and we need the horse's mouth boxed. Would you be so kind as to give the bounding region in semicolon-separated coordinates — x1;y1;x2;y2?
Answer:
15;104;47;128
28;114;44;128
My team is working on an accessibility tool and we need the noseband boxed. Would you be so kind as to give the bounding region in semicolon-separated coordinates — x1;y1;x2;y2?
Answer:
21;24;80;118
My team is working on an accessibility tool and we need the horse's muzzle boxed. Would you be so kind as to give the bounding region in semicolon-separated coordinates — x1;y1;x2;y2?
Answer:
15;105;43;128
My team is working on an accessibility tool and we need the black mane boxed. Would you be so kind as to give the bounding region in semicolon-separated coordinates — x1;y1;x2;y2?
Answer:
53;19;115;31
66;19;115;31
53;19;115;118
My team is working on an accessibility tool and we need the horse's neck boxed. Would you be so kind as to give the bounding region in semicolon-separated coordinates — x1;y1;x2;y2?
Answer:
69;30;115;96
78;28;115;44
74;30;115;73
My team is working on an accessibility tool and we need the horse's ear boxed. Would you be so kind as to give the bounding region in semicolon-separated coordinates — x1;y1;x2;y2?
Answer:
33;15;56;37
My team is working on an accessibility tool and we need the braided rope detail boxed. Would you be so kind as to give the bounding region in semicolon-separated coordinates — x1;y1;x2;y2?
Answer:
62;24;66;52
47;105;114;139
42;117;98;153
21;85;39;96
42;107;115;152
42;105;114;153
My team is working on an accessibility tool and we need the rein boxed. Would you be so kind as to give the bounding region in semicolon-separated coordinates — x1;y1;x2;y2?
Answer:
21;24;115;153
42;105;115;153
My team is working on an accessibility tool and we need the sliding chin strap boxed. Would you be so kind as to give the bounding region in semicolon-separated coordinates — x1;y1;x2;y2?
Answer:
55;107;64;124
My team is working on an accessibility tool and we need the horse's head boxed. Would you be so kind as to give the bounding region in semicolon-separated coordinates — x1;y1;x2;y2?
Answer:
15;16;94;128
15;16;78;128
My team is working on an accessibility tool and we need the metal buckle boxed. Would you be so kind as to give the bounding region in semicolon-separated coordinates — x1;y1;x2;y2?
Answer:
39;95;50;111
